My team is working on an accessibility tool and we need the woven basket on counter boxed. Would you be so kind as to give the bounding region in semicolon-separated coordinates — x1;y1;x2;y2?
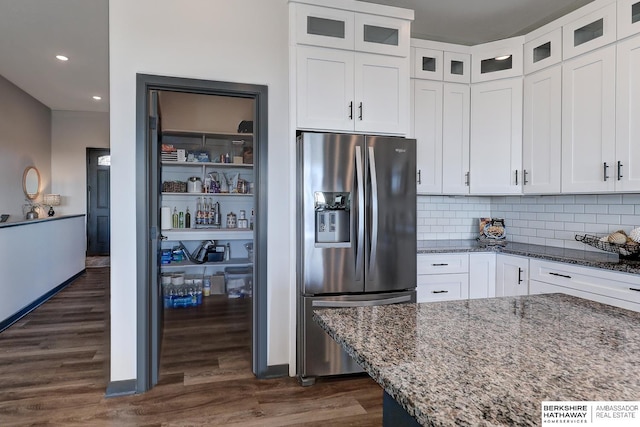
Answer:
575;234;640;259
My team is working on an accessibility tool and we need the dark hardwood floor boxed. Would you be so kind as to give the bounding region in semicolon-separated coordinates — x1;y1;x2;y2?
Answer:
0;268;383;426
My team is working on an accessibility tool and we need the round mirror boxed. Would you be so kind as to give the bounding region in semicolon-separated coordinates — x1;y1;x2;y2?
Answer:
23;166;40;200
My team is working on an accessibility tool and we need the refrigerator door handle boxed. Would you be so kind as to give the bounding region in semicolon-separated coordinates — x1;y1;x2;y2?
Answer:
367;146;378;277
354;146;365;282
312;295;413;308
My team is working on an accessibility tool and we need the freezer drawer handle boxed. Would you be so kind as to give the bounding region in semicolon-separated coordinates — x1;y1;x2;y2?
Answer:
312;295;413;308
432;290;448;294
431;263;449;266
549;272;571;279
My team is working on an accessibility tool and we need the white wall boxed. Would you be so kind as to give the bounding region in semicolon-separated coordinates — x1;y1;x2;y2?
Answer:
51;111;110;216
0;75;51;218
109;0;291;381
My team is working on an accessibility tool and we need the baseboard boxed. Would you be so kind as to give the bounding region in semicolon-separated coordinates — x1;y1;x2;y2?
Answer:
261;364;289;379
0;269;86;333
105;379;137;398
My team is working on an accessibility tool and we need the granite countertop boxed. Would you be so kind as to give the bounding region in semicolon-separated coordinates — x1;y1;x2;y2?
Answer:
314;294;640;426
417;239;640;275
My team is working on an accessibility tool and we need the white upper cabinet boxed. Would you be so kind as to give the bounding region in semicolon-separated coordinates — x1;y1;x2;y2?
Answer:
563;2;617;59
296;46;407;134
442;83;470;194
295;3;355;50
413;47;444;80
444;51;471;83
470;78;523;194
562;45;617;193
524;28;562;74
296;45;355;132
522;64;562;194
615;34;640;191
354;53;409;134
294;3;410;56
355;13;410;56
412;79;443;193
617;0;640;39
471;37;524;83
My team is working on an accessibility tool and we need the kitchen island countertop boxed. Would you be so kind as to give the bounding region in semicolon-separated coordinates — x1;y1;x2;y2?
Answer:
314;294;640;426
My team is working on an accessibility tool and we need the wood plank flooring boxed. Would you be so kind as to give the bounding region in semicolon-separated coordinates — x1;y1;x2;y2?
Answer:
0;268;383;426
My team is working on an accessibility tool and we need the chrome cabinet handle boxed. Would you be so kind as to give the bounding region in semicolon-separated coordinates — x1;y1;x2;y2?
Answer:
523;169;529;186
515;170;518;186
603;162;610;181
358;102;363;120
518;268;523;284
349;102;353;120
465;172;470;186
417;170;422;185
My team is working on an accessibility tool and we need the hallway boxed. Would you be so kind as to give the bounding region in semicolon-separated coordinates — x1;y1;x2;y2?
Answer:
0;268;383;426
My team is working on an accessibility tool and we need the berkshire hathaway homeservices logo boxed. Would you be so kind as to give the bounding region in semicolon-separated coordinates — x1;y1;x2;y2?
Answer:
541;401;639;425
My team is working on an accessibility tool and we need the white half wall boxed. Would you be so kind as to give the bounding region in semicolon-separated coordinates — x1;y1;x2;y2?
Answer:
51;111;110;216
0;74;51;218
109;0;291;381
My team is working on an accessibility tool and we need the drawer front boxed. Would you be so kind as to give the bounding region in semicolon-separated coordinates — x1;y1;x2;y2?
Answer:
417;273;469;302
530;279;640;312
529;259;640;305
417;253;469;274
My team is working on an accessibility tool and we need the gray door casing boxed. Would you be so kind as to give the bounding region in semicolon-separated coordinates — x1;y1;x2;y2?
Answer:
134;74;273;394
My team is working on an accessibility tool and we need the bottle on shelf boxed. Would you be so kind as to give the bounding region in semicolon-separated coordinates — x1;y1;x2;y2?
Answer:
185;207;191;229
178;211;184;228
172;207;178;229
214;201;222;228
196;199;202;225
250;208;254;230
224;242;231;261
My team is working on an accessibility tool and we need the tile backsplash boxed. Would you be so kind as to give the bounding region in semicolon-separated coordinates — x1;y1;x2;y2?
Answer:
418;194;640;250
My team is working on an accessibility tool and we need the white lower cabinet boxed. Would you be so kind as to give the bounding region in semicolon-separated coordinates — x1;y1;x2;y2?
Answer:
529;259;640;312
417;253;469;302
495;254;529;297
468;253;496;299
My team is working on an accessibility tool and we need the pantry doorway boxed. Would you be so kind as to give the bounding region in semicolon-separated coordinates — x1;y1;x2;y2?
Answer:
135;74;270;393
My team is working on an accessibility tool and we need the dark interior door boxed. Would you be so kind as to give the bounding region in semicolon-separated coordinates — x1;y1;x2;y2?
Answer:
86;148;111;255
149;90;162;387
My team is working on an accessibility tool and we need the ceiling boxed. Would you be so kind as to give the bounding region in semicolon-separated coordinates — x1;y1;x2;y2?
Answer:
0;0;595;113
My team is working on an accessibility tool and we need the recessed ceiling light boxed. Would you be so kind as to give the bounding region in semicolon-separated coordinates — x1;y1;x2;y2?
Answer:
495;55;511;61
56;55;69;61
92;96;102;101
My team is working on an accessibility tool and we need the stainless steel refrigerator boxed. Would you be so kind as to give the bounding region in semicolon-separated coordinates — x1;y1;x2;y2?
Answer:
296;132;417;386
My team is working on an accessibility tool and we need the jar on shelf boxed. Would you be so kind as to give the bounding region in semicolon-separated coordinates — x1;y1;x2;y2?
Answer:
226;212;237;228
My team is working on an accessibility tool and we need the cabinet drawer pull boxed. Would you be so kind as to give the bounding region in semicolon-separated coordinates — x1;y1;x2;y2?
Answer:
517;267;523;284
349;101;353;120
603;162;610;181
465;171;470;186
431;263;449;266
417;170;422;185
358;102;363;120
432;290;449;294
630;288;640;292
523;169;528;185
549;272;571;279
515;170;518;186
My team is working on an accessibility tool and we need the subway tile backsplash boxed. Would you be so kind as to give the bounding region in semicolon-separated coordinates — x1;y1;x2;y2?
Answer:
417;194;640;250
